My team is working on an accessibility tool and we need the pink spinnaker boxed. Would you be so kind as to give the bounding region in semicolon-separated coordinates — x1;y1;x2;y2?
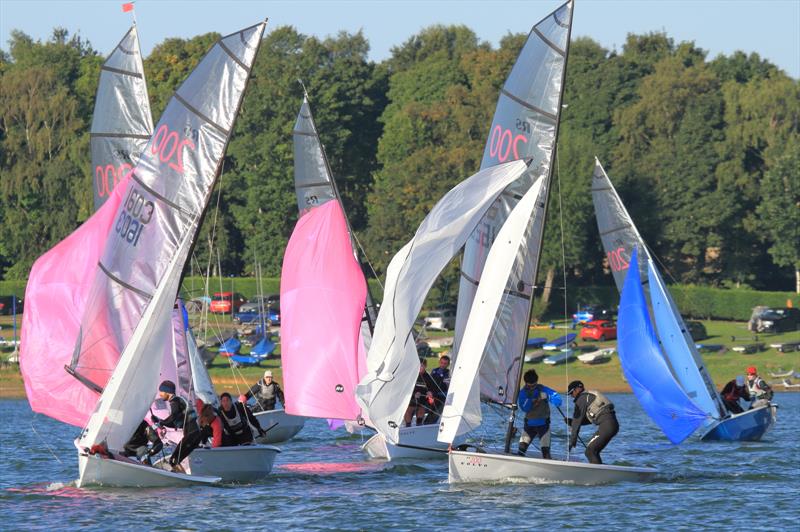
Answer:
20;175;131;427
281;200;367;420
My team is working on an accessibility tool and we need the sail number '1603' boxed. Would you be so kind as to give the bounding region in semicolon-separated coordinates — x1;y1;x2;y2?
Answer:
116;187;154;247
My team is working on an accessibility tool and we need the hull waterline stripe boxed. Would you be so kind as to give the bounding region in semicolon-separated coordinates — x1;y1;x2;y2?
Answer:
98;261;153;300
499;89;557;123
533;27;566;57
101;65;142;79
174;93;230;135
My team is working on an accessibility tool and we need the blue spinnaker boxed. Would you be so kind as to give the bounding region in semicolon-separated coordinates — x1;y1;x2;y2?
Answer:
647;261;722;424
618;248;708;444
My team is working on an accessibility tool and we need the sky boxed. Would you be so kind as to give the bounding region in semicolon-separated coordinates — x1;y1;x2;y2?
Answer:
1;0;798;78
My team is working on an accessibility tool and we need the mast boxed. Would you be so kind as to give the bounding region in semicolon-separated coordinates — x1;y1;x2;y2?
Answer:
502;2;574;454
299;89;377;333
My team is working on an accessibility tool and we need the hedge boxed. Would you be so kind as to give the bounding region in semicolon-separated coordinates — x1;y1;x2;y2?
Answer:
2;278;796;322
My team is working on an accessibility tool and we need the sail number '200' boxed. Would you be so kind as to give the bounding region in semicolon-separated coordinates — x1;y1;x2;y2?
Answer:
115;187;154;247
607;247;630;272
151;124;196;174
488;124;528;163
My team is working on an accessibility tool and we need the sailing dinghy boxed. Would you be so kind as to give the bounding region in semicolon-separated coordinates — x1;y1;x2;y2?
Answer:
23;21;271;487
355;159;531;460
591;160;777;441
436;0;655;484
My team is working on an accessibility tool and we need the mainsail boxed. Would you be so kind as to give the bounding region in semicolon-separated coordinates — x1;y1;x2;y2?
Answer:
281;95;371;420
617;249;708;444
91;25;154;210
591;159;726;422
73;22;267;453
454;0;574;405
356;159;529;442
439;175;547;444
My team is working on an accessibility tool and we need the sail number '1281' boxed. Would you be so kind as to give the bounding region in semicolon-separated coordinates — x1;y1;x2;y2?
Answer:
115;187;154;247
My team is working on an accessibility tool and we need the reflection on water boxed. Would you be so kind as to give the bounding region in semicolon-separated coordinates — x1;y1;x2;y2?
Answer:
1;394;797;530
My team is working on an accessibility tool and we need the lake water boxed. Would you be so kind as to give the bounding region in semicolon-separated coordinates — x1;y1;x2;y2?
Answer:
1;394;797;530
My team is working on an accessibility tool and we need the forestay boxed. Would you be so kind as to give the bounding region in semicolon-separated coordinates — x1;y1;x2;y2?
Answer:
91;25;154;210
356;159;529;443
439;176;547;444
617;248;708;444
77;22;266;453
454;0;573;405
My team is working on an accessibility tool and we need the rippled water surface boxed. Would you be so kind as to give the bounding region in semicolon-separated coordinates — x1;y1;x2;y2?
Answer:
1;394;797;530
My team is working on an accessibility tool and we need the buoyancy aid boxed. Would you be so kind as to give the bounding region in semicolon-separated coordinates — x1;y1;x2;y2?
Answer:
521;385;551;424
221;405;246;436
747;377;773;400
586;390;614;424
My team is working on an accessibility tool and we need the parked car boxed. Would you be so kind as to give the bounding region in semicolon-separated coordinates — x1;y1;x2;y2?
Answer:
572;305;614;326
748;306;800;333
233;306;280;326
424;309;457;331
209;292;247;314
0;296;23;315
239;294;280;314
685;321;708;341
579;320;617;342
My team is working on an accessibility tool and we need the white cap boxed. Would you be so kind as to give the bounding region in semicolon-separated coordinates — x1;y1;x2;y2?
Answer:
264;370;273;378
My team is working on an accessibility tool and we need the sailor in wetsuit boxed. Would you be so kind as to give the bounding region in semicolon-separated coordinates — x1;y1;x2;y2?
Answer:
720;376;750;414
566;380;619;464
745;366;774;409
217;392;265;445
404;359;436;427
121;421;163;464
426;355;451;424
242;370;285;412
517;369;561;459
150;380;200;471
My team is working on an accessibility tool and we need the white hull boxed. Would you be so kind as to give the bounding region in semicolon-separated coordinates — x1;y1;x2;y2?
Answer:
187;445;280;482
448;450;656;485
362;423;464;460
77;451;220;488
253;408;306;443
577;348;614;364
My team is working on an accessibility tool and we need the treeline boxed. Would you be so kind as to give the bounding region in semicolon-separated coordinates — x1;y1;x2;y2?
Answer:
0;26;798;295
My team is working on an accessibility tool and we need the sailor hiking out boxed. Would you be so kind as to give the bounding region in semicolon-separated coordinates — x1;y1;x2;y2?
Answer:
517;369;561;459
566;380;618;464
149;380;201;471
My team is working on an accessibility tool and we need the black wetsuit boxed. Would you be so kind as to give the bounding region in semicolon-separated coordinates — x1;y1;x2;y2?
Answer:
570;391;619;465
720;379;750;414
152;395;200;467
426;366;450;424
122;421;163;461
219;402;264;446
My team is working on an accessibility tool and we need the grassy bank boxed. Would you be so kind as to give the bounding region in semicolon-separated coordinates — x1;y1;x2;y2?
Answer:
2;316;797;399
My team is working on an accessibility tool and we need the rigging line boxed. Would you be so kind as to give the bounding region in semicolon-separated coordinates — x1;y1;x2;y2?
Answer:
351;226;385;291
555;148;570;459
30;417;64;465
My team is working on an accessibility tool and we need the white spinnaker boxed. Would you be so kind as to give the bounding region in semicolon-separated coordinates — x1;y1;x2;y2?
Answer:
91;25;153;210
355;159;529;443
454;0;573;404
439;176;546;444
